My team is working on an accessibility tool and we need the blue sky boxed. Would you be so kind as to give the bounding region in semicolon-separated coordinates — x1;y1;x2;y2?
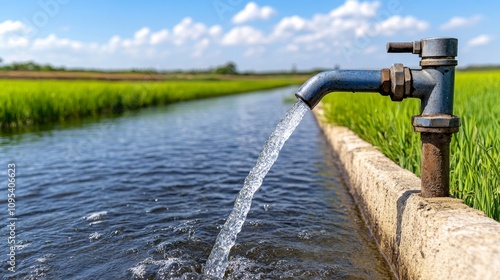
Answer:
0;0;498;71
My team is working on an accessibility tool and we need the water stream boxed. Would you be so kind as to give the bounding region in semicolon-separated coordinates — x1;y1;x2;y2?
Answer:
0;87;394;279
204;100;309;278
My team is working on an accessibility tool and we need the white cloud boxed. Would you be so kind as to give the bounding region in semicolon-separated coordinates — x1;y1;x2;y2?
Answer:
440;15;483;30
172;17;209;45
0;20;31;36
101;35;121;53
0;17;222;67
271;1;428;51
222;26;266;45
0;2;439;70
0;20;32;49
260;0;430;66
232;2;276;24
374;15;429;36
133;27;150;44
272;16;307;39
32;34;85;51
467;34;493;47
7;36;29;48
6;36;29;48
150;29;169;45
330;0;380;18
193;38;210;57
99;18;220;58
209;25;222;37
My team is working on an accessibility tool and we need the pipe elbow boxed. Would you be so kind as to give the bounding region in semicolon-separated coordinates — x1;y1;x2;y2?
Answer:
295;70;383;109
295;71;336;109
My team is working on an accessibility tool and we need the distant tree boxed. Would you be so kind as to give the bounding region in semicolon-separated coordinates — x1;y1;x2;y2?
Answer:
41;64;55;71
214;61;238;75
0;57;3;64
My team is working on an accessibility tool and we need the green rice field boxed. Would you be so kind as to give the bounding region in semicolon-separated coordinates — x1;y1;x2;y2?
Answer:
0;78;302;128
321;71;500;221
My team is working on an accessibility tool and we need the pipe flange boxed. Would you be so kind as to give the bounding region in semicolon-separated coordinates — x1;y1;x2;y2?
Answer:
380;68;391;96
420;58;458;67
414;127;460;133
404;67;412;97
390;63;404;101
412;115;461;133
420;38;458;58
412;40;421;54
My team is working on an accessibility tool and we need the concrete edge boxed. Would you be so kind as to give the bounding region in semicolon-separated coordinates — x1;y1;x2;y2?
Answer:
312;106;500;280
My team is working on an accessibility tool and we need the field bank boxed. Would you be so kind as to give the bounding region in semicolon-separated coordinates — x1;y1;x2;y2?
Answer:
313;107;500;280
0;78;303;128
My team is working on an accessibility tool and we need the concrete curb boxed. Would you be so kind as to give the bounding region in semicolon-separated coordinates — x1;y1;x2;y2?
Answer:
312;107;500;280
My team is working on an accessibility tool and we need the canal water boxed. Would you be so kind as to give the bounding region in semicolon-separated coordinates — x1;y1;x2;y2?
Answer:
0;87;394;279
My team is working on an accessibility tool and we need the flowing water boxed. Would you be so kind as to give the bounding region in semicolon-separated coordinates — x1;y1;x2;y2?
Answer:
204;100;309;278
0;87;394;279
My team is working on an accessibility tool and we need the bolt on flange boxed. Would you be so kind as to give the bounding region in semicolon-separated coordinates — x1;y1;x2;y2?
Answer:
380;68;391;96
412;115;461;133
389;63;412;101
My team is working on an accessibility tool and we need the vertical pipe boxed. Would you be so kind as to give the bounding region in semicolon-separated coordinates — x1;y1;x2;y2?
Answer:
420;133;452;197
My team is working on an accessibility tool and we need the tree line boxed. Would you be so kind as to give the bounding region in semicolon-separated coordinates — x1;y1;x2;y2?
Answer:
0;58;332;75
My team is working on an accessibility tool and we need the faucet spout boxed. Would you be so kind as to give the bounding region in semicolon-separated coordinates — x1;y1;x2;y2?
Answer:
295;70;386;109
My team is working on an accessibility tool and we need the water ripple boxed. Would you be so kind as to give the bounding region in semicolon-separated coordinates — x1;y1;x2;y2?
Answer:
0;87;393;279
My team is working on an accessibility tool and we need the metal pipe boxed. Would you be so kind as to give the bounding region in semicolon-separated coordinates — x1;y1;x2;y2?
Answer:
386;42;413;53
410;38;459;197
295;70;384;109
420;133;451;197
412;66;456;115
295;37;460;198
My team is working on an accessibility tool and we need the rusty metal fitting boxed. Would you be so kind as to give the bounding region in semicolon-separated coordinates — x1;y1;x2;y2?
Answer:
386;42;413;53
387;38;459;199
412;40;421;54
420;58;458;67
412;115;461;133
380;68;391;96
390;63;405;101
420;133;452;197
404;67;412;97
387;40;421;54
388;38;457;58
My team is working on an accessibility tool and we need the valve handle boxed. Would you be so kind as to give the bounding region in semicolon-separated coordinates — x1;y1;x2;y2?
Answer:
387;40;421;54
386;42;413;53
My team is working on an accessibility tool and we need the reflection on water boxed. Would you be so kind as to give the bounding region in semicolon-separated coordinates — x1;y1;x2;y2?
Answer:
0;87;393;279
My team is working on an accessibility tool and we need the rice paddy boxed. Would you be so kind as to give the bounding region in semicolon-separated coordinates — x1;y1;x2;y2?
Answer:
321;70;500;221
0;78;302;128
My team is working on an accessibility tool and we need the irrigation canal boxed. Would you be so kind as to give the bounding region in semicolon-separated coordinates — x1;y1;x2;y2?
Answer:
0;86;393;279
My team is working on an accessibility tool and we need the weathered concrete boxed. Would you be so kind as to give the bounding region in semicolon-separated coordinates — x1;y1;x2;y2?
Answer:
313;107;500;280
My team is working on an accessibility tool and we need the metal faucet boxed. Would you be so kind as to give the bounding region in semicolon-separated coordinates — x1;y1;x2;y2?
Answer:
295;37;459;198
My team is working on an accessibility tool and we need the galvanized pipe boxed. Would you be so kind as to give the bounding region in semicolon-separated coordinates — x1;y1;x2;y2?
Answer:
296;37;460;198
295;70;384;109
411;66;456;116
420;133;452;197
410;38;459;197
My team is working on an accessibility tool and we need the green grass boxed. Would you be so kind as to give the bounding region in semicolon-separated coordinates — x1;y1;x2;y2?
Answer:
0;78;301;127
321;71;500;221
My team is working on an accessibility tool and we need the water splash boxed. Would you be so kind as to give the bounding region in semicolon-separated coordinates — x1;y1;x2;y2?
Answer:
204;99;309;278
